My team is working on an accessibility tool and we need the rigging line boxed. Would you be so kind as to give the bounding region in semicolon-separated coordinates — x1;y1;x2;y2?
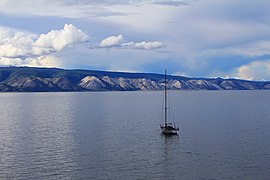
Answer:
161;91;165;124
165;69;167;124
168;90;175;123
168;89;174;123
167;79;176;124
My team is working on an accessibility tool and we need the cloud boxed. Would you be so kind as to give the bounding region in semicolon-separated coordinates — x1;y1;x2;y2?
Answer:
0;27;15;40
0;24;89;60
35;24;89;51
98;34;164;50
0;57;23;66
122;41;164;50
236;60;270;81
1;0;270;80
53;0;193;7
0;0;129;18
153;0;189;6
0;24;89;66
0;32;34;58
99;34;124;48
25;56;62;67
0;55;61;67
227;40;270;57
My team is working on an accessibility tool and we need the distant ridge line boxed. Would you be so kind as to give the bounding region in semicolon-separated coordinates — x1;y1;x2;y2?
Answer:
0;66;269;92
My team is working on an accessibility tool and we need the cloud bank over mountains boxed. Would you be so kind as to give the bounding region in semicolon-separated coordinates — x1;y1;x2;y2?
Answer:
236;61;270;81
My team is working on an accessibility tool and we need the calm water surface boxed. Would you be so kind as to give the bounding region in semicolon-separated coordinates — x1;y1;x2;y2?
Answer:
0;91;270;179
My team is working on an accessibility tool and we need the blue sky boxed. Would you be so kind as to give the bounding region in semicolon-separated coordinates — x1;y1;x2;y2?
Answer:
0;0;270;80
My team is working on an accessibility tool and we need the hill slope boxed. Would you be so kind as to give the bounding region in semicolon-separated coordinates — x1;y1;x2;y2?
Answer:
0;67;269;92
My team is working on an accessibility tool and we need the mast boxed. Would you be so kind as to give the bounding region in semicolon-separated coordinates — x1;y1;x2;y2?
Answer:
164;69;167;126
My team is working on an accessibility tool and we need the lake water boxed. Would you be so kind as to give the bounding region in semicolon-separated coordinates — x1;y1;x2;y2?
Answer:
0;91;270;180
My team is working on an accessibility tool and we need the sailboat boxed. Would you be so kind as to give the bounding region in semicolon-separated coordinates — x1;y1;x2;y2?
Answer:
160;70;179;135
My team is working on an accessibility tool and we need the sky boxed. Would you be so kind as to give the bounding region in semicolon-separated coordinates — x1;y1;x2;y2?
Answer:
0;0;270;80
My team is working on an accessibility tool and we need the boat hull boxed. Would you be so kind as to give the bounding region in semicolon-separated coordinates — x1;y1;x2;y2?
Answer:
160;125;179;135
162;129;178;135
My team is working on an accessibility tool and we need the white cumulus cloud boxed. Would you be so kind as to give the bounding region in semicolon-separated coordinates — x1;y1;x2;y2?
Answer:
236;60;270;81
0;27;15;40
0;24;89;66
99;34;124;48
35;24;89;51
99;34;164;50
0;32;34;58
123;41;164;50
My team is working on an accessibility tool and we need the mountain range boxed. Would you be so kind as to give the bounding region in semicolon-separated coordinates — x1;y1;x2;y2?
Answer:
0;66;269;92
